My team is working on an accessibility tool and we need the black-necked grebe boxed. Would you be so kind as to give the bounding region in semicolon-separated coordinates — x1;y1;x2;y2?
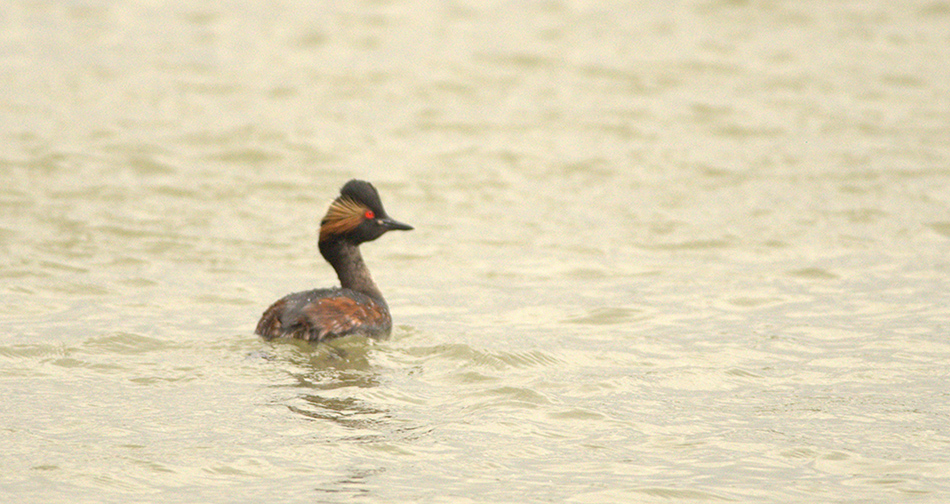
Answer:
255;179;412;342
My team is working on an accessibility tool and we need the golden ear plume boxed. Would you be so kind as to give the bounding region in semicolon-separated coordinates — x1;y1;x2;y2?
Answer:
319;197;368;241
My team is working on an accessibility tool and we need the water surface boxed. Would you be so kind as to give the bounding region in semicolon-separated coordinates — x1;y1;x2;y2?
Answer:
2;1;950;502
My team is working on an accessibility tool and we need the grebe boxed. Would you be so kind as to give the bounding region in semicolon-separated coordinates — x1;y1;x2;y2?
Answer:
255;179;412;342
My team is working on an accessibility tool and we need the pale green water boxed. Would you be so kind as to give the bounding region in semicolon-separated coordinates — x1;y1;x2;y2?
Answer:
2;1;950;502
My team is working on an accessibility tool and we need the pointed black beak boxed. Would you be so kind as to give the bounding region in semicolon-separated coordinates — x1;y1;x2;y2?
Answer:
382;218;413;231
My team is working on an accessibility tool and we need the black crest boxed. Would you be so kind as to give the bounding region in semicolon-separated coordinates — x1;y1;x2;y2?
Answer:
339;179;386;216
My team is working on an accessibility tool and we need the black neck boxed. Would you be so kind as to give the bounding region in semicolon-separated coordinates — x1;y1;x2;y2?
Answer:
318;238;385;304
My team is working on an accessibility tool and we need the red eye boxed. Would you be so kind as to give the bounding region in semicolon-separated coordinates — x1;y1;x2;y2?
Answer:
364;210;375;219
